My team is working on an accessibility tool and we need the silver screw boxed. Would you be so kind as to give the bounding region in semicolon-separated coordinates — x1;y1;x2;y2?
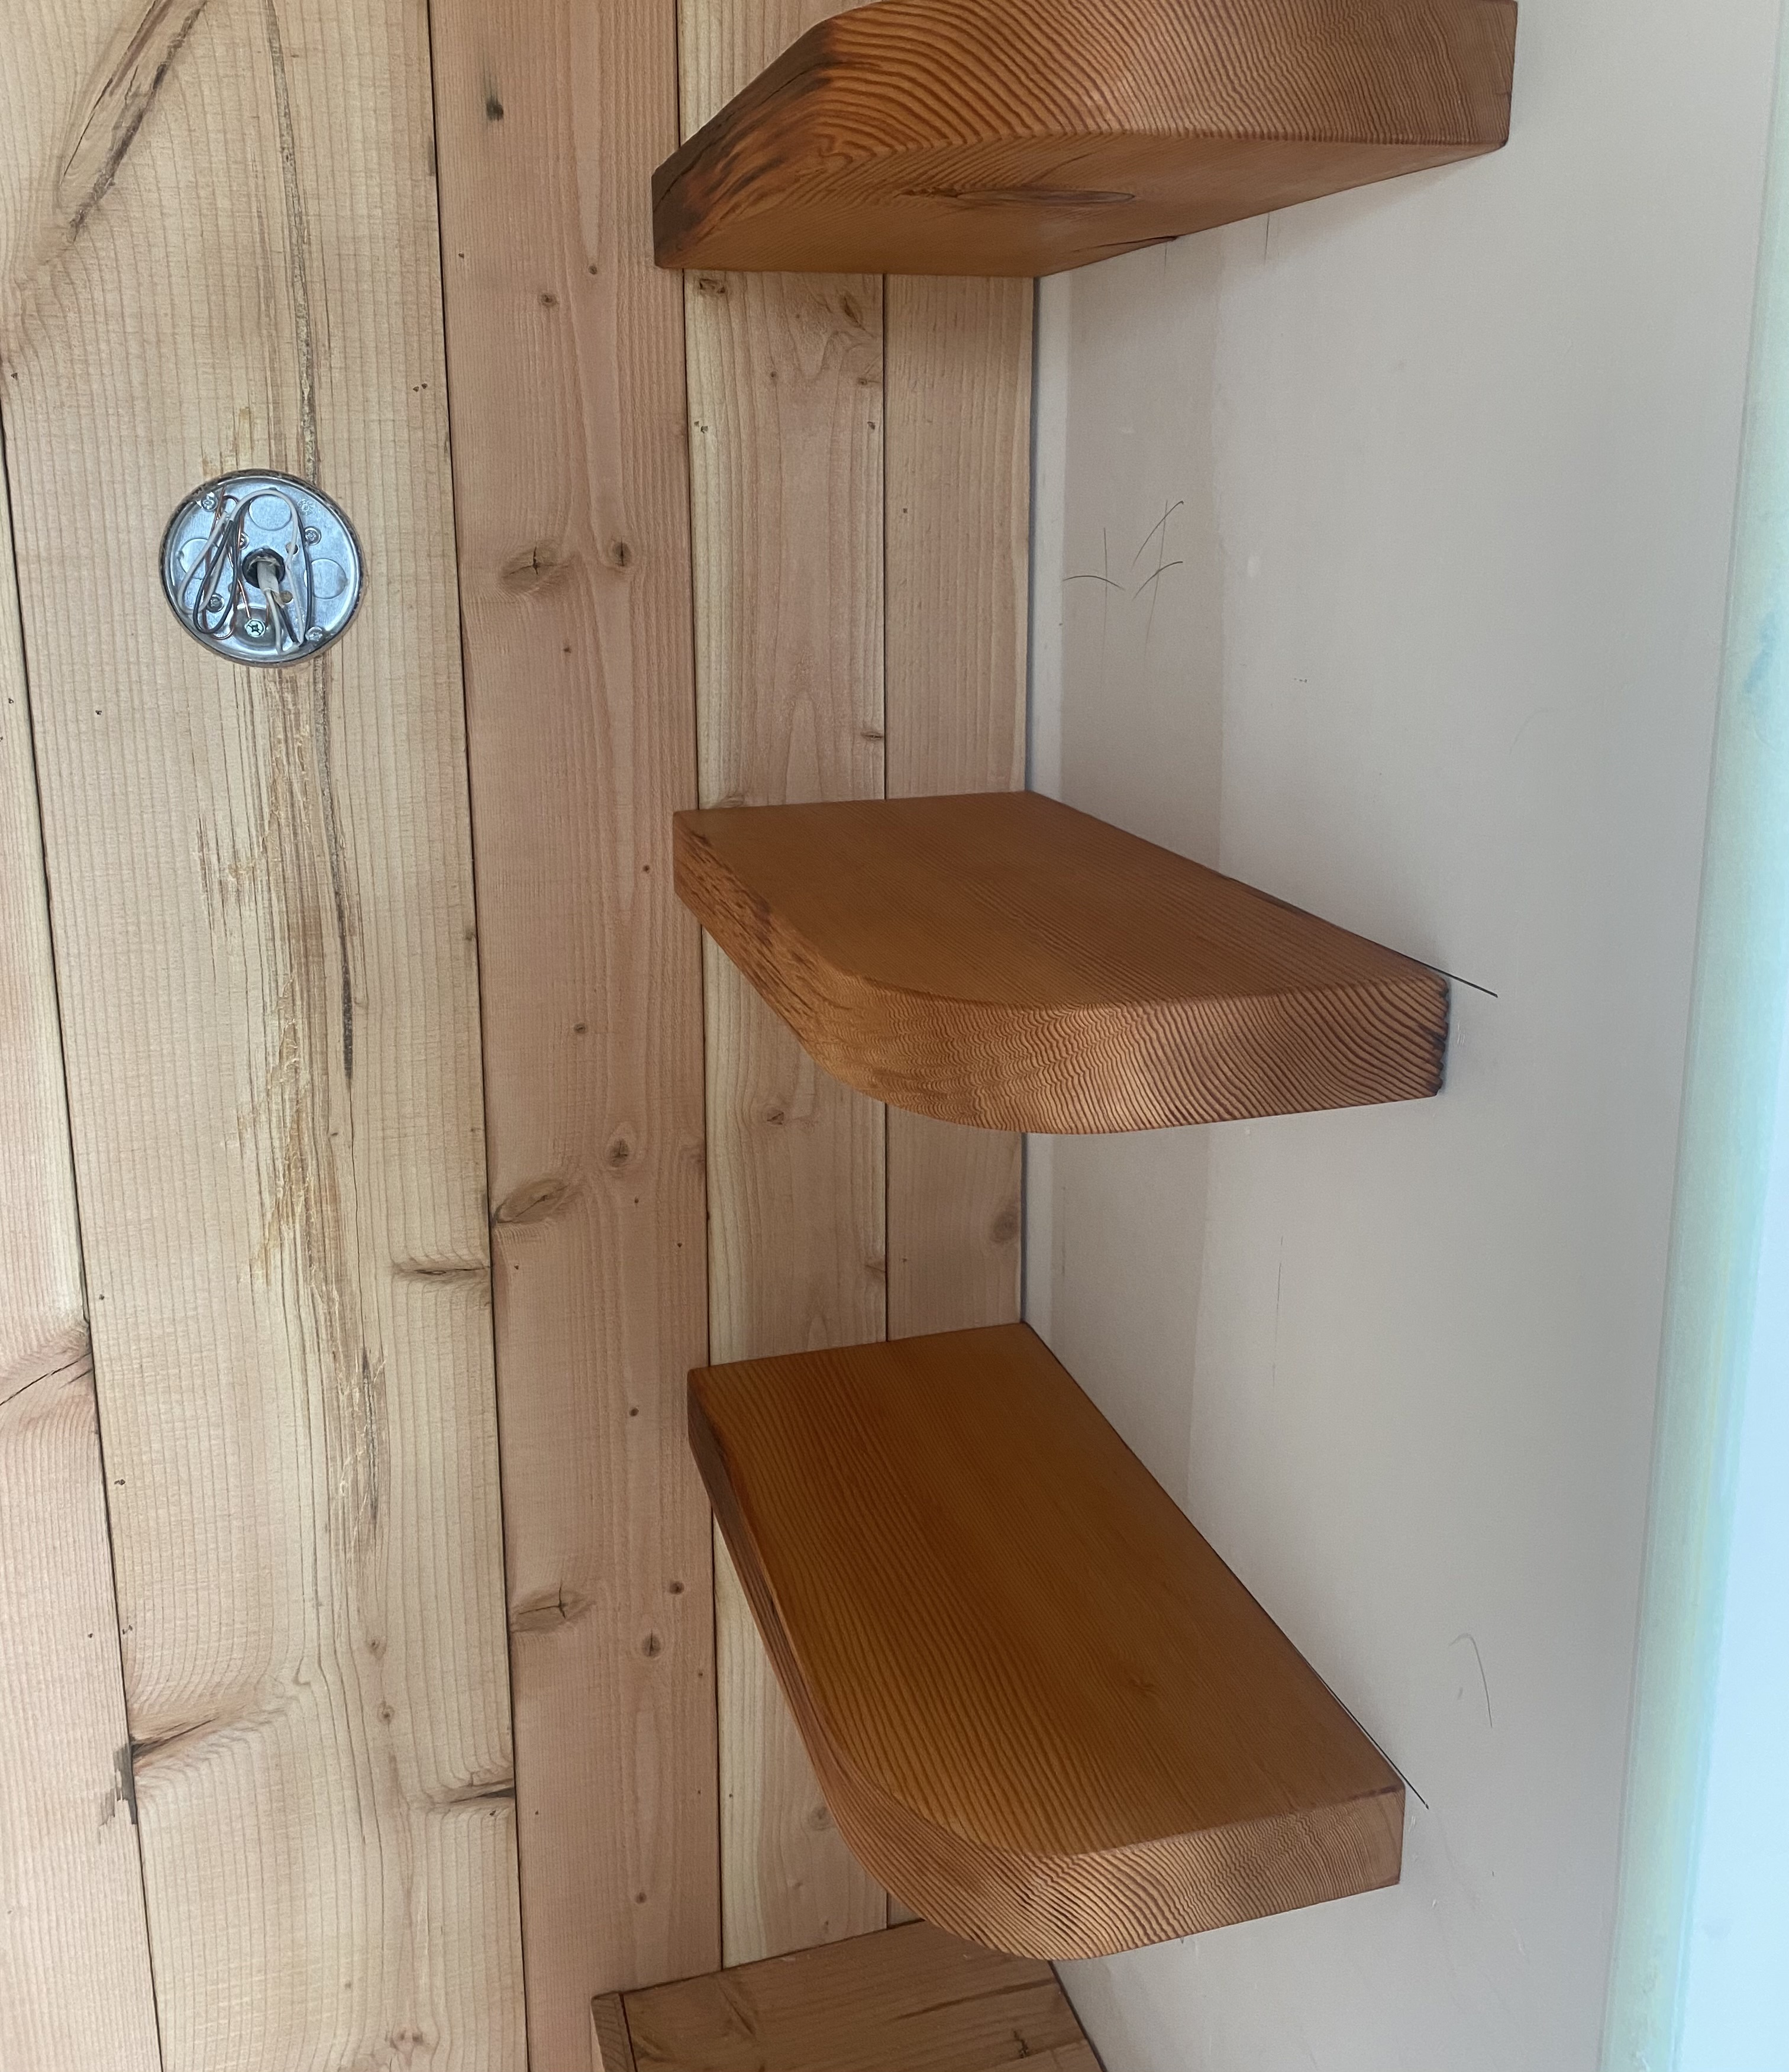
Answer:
302;526;322;546
200;492;217;510
244;617;269;638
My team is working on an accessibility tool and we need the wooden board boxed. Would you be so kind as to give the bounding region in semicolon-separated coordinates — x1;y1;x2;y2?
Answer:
590;1993;638;2072
885;276;1029;1337
691;1325;1406;1958
620;1919;1097;2072
427;0;721;2037
0;1;525;2064
680;0;892;1966
677;790;1449;1132
0;438;162;2072
654;0;1517;275
682;0;1037;1968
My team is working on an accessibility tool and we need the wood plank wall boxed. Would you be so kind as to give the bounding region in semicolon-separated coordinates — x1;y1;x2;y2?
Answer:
679;0;1031;1966
0;427;163;2072
0;0;524;2064
681;0;892;1964
428;0;720;2060
0;0;1029;2058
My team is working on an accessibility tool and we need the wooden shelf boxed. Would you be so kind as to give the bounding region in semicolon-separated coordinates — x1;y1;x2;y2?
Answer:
652;0;1516;277
690;1323;1404;1960
674;790;1447;1134
595;1918;1099;2072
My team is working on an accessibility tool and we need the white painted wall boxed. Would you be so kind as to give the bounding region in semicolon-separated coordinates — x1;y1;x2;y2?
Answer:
1025;4;1782;2065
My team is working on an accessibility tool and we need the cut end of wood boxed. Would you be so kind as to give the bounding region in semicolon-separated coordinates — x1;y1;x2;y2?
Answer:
689;1323;1406;1959
616;1919;1098;2070
590;1993;638;2072
674;791;1448;1134
652;0;1517;276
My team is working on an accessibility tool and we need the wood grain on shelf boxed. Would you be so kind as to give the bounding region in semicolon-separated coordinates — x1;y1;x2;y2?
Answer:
654;0;1519;275
677;790;1449;1134
0;438;162;2072
429;0;719;2028
680;0;892;1968
620;1919;1096;2072
590;1994;638;2072
691;1325;1406;1958
885;277;1029;1338
0;0;525;2062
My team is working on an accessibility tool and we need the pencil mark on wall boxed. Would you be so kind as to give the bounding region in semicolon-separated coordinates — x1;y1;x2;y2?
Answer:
1128;499;1184;572
1425;960;1499;1001
1132;499;1184;651
1064;502;1189;653
1134;561;1183;596
1323;1687;1428;1811
1451;1631;1494;1729
1061;528;1118;670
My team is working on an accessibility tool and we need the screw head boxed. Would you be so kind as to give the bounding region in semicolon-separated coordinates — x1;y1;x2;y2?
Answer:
200;492;218;510
302;525;322;546
244;617;268;638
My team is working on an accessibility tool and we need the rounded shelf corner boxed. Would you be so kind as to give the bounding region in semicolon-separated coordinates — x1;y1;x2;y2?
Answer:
689;1323;1406;1957
673;790;1448;1134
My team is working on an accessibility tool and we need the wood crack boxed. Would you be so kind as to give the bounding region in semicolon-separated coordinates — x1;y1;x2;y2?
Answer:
260;0;319;483
0;1324;93;1413
57;0;218;238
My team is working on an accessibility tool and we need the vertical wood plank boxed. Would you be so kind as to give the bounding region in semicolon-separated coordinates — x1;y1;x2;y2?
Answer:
680;0;890;1965
0;434;162;2072
428;0;720;2039
0;2;524;2065
884;277;1032;1341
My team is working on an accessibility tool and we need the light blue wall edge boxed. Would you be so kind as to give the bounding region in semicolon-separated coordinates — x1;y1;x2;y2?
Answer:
1601;5;1789;2065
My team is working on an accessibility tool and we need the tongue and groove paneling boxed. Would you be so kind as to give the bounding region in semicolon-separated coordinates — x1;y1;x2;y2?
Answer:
427;0;721;2051
0;1;524;2064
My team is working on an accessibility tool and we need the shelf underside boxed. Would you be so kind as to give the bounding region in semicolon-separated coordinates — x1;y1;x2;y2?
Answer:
653;0;1517;276
689;1324;1404;1960
674;790;1448;1134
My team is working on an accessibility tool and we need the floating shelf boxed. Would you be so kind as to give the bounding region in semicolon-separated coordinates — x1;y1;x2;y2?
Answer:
690;1323;1404;1960
653;0;1516;277
595;1918;1099;2072
674;790;1447;1134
